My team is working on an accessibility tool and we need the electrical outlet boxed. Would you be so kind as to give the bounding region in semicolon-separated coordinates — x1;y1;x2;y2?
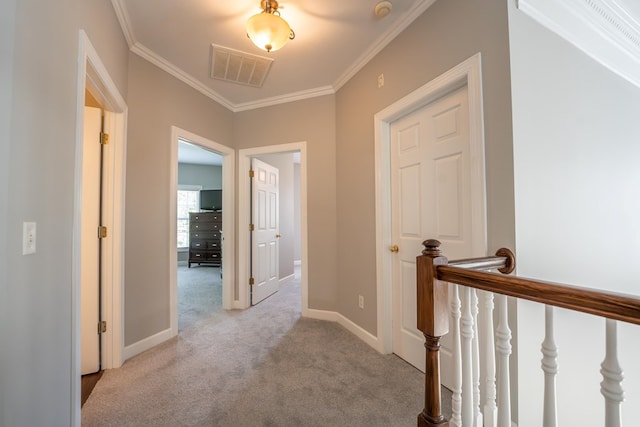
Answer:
377;74;384;88
23;222;36;255
358;295;364;309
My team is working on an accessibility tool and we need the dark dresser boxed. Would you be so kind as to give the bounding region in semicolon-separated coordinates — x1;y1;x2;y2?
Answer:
188;211;222;268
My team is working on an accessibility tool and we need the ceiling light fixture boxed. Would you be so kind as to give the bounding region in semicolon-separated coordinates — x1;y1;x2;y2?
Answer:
246;0;295;53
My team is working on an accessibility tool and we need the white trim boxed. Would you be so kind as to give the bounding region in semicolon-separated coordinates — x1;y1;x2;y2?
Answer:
233;86;335;112
109;0;440;112
72;30;127;426
279;273;295;285
294;259;302;266
170;127;235;339
373;53;487;354
238;143;309;314
517;0;640;90
305;309;339;322
123;327;174;361
132;42;236;111
110;0;135;48
305;310;383;353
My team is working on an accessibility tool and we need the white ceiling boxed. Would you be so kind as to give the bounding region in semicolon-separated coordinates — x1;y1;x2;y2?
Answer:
111;0;436;111
178;140;222;166
112;0;640;113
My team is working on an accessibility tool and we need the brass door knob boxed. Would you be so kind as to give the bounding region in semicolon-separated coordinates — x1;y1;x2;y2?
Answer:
389;244;399;253
275;234;281;238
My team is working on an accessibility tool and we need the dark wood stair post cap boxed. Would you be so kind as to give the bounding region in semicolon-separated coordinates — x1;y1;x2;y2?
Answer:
422;239;442;256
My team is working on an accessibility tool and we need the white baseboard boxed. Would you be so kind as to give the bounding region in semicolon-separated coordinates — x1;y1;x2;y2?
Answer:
336;314;383;352
123;327;175;361
279;273;295;285
304;309;383;353
305;308;339;322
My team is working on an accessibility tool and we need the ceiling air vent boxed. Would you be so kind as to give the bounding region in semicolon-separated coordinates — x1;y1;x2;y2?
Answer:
210;44;273;88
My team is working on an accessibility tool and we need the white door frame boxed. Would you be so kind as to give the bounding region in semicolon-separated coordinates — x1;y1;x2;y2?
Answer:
238;142;308;313
373;53;487;353
72;30;127;425
169;126;235;334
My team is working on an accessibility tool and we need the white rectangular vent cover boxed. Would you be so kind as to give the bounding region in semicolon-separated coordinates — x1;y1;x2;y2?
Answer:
210;44;273;88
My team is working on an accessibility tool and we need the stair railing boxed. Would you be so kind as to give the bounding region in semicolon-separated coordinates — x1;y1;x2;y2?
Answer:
416;239;640;427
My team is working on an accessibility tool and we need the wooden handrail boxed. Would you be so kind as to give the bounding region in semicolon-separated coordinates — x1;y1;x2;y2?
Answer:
437;266;640;326
415;239;640;427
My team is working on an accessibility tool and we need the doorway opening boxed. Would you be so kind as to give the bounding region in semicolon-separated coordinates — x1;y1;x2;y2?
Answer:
170;127;235;335
72;30;127;423
238;143;308;313
176;140;224;331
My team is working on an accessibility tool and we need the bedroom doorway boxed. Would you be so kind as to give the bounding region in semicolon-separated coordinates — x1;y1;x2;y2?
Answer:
169;127;235;335
238;142;308;313
177;141;224;331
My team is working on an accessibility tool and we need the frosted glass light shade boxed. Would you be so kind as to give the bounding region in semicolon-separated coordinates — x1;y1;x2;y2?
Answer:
246;12;291;52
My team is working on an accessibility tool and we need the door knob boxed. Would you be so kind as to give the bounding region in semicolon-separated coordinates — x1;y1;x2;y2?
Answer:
389;244;399;253
275;234;281;238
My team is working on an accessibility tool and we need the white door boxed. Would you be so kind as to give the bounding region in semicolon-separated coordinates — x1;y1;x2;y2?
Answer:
251;158;280;305
81;106;102;374
391;85;477;388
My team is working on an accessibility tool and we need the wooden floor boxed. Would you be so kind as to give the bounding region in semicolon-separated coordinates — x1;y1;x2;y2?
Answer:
82;371;103;407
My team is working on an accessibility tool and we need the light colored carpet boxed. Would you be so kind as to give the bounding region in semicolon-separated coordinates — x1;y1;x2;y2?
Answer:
82;270;450;426
178;265;222;332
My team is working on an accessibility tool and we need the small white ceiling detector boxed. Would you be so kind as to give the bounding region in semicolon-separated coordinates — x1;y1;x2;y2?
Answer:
374;1;393;18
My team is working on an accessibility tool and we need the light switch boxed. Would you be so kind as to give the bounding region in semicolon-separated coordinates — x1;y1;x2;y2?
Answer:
23;222;36;255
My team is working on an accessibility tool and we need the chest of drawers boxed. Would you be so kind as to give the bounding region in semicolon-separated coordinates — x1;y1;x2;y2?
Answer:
188;211;222;268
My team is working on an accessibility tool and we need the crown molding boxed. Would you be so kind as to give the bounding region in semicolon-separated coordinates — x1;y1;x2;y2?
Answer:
131;43;236;111
110;0;135;48
233;86;335;112
517;0;640;89
110;0;438;111
333;0;438;91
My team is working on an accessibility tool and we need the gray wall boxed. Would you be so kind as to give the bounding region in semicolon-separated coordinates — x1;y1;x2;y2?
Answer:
234;95;338;311
1;0;129;424
125;53;233;346
508;2;640;425
257;153;295;280
335;0;515;335
0;0;16;421
178;163;222;189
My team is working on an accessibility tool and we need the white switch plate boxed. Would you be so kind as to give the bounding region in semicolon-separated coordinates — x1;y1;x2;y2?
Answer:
23;222;36;255
377;74;384;88
358;295;364;309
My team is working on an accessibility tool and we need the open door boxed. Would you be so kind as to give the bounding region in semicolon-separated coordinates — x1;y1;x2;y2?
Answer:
81;106;103;374
250;158;280;305
390;85;478;389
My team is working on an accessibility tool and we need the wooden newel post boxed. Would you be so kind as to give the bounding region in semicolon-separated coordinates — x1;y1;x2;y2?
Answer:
417;239;450;427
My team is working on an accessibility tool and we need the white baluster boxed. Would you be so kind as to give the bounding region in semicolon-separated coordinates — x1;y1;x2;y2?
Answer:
482;290;497;427
450;283;463;427
461;286;475;427
495;294;512;427
600;319;624;427
541;305;558;427
471;289;483;427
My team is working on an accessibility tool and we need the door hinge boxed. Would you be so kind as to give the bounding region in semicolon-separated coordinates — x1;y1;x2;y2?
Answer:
98;226;108;239
249;277;255;286
98;321;107;334
100;131;110;145
249;224;254;231
249;169;255;178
